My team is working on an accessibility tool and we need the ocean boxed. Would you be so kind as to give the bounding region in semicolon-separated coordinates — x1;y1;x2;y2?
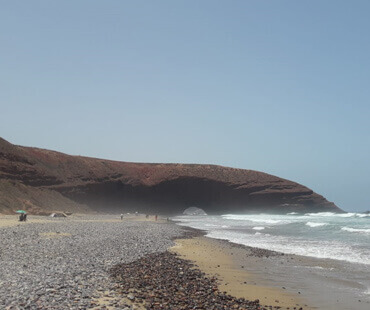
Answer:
173;212;370;303
174;212;370;265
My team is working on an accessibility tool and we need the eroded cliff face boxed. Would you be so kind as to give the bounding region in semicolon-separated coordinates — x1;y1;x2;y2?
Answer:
0;137;341;214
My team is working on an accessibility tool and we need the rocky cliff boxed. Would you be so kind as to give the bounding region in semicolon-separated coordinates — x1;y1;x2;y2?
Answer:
0;137;341;214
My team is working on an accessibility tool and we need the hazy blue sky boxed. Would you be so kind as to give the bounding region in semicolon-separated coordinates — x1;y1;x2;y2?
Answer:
1;1;369;212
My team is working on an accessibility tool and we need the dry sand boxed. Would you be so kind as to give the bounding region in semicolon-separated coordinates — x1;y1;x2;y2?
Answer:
171;236;311;309
0;214;57;228
0;213;166;228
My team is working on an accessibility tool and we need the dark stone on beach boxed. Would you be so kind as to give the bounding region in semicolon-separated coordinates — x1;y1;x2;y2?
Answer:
110;251;285;310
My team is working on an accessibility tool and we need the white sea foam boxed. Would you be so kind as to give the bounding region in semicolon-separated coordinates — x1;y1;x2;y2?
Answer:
287;212;298;215
222;214;249;220
308;266;334;271
357;213;370;218
305;212;337;217
222;214;284;224
341;227;370;234
305;212;370;218
306;222;327;228
365;287;370;296
337;212;370;218
206;230;370;265
173;213;370;265
337;213;357;217
249;219;282;224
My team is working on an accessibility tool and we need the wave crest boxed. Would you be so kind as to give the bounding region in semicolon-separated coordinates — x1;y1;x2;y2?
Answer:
341;227;370;234
306;222;327;228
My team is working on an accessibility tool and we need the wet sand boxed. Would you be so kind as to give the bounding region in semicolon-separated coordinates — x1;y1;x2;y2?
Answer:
171;236;309;309
171;235;370;310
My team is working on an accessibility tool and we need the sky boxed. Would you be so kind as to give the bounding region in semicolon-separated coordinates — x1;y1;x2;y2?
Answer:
1;1;369;212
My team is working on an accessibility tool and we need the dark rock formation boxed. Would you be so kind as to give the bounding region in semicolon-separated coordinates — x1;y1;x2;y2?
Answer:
183;206;207;216
0;137;341;214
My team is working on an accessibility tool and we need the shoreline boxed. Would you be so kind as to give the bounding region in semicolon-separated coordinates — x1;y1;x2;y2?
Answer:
171;233;309;309
172;224;370;310
1;213;369;309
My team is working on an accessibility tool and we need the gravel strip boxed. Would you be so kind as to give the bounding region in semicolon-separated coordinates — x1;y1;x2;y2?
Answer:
0;216;184;309
110;251;268;310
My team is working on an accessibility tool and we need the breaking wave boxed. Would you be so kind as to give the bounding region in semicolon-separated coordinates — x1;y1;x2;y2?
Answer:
306;222;327;228
341;227;370;234
306;212;369;218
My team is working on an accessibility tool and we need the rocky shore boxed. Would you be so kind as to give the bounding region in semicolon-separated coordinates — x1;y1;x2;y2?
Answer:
0;215;312;309
0;215;183;309
110;251;288;310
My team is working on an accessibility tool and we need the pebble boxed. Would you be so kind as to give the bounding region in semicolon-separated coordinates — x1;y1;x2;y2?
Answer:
110;251;285;310
0;215;184;309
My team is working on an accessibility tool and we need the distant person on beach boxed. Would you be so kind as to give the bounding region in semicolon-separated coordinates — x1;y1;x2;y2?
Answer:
18;213;27;221
120;214;123;220
155;215;158;221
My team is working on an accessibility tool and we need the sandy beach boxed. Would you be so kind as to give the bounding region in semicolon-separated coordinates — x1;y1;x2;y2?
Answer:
171;236;308;309
170;234;370;310
0;213;368;309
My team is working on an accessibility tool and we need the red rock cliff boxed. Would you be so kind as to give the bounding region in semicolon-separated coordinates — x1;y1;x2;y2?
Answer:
0;137;341;214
